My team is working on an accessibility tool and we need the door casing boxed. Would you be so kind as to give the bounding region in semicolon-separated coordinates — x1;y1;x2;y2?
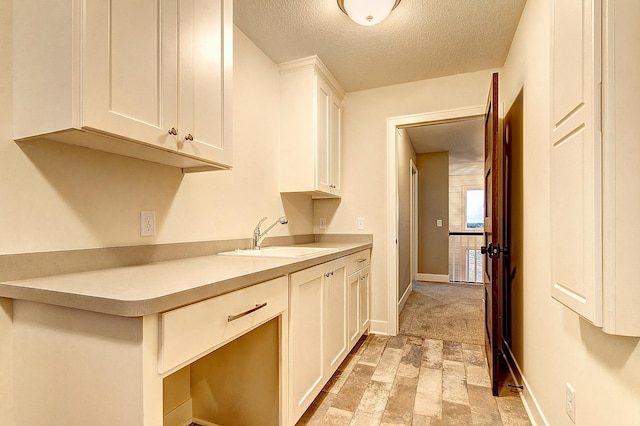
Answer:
385;105;485;335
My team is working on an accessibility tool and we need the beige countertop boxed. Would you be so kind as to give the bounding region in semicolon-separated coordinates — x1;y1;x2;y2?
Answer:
0;242;371;317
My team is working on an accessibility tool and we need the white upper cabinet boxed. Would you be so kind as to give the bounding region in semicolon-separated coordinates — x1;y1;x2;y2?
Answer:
13;0;232;172
551;0;640;336
550;0;603;326
279;56;343;198
601;0;640;336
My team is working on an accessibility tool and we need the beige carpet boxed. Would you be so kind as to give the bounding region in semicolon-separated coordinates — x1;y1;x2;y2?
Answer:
399;281;485;345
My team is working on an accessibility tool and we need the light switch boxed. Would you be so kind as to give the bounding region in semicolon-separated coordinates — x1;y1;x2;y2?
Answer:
436;219;443;227
357;217;365;230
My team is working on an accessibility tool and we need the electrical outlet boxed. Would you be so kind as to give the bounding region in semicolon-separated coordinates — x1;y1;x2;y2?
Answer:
319;218;327;229
140;211;156;237
566;383;576;423
357;217;365;230
436;219;443;227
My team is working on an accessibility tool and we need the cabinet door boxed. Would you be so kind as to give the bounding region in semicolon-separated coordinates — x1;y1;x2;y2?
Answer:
289;265;324;422
359;266;370;333
323;263;347;376
316;77;332;194
550;0;602;325
329;93;343;196
177;0;233;167
83;0;178;151
602;1;640;336
347;272;360;348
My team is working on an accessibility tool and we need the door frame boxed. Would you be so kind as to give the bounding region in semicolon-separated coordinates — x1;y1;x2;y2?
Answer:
386;105;485;335
410;159;418;283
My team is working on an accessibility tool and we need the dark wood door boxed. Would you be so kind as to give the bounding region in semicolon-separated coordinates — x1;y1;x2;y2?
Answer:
482;72;507;396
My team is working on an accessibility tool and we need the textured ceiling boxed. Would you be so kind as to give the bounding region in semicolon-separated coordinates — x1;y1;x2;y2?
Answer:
234;0;526;92
405;117;485;174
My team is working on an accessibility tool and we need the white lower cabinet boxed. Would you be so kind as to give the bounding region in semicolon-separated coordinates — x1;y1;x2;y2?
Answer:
10;250;373;426
347;265;370;348
323;262;348;376
288;257;346;423
347;270;361;348
289;249;371;424
12;277;288;426
358;266;371;334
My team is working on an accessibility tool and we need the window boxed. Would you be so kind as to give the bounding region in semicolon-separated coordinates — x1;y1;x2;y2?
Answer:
465;188;484;230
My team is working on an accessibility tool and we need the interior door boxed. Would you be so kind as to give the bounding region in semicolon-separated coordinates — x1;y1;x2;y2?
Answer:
481;72;507;396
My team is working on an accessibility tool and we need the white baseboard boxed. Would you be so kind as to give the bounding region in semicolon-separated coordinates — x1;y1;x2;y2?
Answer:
503;343;548;426
369;319;389;335
416;273;449;283
398;282;412;313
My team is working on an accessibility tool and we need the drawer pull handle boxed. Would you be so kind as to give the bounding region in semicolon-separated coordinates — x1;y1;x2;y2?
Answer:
357;258;367;263
227;302;267;322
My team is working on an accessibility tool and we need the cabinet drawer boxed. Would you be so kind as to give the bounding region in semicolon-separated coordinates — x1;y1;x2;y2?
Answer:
346;250;371;276
159;276;288;374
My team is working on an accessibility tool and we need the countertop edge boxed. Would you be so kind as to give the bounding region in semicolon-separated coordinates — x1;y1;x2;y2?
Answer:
1;242;372;317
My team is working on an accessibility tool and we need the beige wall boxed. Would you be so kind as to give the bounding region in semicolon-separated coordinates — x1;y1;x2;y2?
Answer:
5;3;635;424
314;68;497;333
416;152;449;276
397;129;417;300
0;1;13;422
0;28;312;256
501;1;640;424
0;20;312;421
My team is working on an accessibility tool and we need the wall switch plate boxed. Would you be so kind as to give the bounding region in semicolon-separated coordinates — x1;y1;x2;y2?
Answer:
437;219;443;227
357;217;365;230
319;218;327;229
566;383;576;423
140;211;156;237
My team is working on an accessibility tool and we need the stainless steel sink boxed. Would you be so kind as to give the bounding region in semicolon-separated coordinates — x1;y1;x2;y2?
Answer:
218;246;338;259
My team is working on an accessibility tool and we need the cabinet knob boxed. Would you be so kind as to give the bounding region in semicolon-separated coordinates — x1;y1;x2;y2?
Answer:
168;127;178;136
185;133;194;141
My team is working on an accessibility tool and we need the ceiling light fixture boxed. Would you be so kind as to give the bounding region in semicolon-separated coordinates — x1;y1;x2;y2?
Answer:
337;0;402;26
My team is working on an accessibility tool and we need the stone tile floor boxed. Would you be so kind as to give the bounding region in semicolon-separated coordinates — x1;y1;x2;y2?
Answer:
297;282;532;426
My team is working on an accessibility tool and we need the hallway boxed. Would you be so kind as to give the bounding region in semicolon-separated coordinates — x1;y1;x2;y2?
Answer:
297;281;531;425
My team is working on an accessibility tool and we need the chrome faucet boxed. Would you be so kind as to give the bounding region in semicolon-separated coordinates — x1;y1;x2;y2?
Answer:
253;216;288;250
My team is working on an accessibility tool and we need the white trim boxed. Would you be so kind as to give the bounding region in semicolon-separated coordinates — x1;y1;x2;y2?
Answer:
387;106;485;338
386;119;399;336
410;160;418;282
503;344;549;426
416;273;449;283
369;319;390;335
462;185;485;231
398;282;412;313
277;55;345;98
